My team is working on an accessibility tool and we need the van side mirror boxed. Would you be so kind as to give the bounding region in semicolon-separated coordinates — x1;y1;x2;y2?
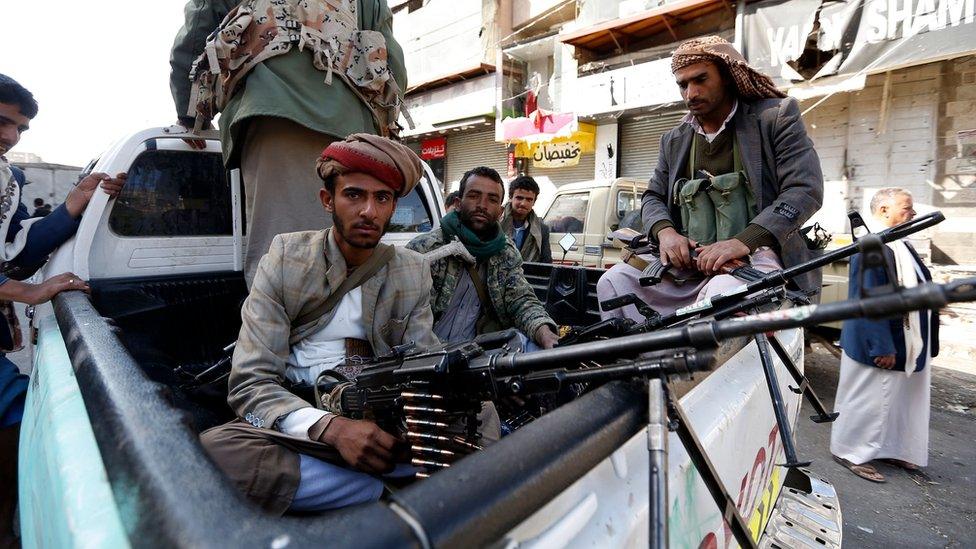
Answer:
558;233;576;254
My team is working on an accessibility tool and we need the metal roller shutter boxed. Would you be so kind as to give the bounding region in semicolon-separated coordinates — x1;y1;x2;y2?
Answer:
529;152;596;186
619;110;685;180
445;128;509;187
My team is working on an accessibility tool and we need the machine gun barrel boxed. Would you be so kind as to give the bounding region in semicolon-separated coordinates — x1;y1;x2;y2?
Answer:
500;275;975;373
631;211;945;332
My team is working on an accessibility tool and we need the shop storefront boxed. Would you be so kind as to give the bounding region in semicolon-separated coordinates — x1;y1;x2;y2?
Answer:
617;109;686;180
744;0;976;262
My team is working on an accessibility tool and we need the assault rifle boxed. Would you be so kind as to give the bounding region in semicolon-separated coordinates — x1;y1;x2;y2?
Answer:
314;274;976;549
593;210;945;336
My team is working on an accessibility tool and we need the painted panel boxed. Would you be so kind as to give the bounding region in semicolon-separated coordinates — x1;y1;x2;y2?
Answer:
19;313;128;548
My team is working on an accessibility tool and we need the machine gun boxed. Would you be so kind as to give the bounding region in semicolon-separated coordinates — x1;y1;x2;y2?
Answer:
568;211;944;473
595;210;945;335
311;274;976;549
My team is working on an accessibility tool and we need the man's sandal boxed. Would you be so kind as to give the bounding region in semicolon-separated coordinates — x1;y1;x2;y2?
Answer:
833;455;886;483
880;458;920;471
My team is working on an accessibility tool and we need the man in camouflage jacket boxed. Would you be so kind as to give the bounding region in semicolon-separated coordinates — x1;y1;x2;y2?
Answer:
407;167;560;349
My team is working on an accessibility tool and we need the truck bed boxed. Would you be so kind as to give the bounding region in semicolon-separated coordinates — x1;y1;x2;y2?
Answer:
88;263;607;433
52;282;651;547
90;271;248;431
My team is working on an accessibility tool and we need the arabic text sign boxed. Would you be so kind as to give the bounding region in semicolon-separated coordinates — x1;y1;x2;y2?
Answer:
533;141;583;168
420;137;446;160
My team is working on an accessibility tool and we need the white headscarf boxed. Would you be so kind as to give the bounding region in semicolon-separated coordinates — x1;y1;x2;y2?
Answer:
886;239;926;376
0;158;43;263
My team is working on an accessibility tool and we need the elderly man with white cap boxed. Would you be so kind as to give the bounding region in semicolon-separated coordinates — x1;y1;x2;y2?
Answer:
597;36;824;321
199;134;443;514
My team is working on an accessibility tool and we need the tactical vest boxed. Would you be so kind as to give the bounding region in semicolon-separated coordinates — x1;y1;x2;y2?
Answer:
186;0;409;138
674;135;756;245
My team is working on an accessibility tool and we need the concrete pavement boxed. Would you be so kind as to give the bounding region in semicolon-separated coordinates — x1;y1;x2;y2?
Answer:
797;345;976;548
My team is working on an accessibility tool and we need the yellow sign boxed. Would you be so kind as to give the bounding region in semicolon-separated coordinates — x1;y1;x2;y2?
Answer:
513;122;597;169
532;141;583;168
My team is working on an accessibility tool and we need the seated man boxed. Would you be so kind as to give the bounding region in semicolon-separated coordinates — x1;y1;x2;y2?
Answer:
597;36;823;322
407;166;559;349
201;134;441;515
499;175;551;264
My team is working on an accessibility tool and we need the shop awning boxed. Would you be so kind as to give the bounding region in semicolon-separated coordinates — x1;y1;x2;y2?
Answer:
559;0;733;55
500;109;578;142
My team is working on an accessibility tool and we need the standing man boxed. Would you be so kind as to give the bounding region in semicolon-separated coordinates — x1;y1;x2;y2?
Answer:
831;188;937;483
201;134;445;513
408;167;559;349
30;198;51;218
0;74;126;545
597;36;823;321
500;175;552;264
170;0;408;285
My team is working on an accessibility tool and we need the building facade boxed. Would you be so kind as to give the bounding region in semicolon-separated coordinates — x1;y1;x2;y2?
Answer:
394;0;976;263
7;152;80;212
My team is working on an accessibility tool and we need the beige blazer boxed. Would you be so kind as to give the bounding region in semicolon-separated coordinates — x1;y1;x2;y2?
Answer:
228;229;438;428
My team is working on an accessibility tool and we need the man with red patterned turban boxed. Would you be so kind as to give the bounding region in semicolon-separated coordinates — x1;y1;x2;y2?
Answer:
197;134;467;514
597;36;824;322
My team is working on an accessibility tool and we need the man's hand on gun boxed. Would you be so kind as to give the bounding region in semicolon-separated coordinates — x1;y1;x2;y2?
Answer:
176;118;210;150
695;238;750;275
320;416;402;474
657;227;697;270
657;227;749;275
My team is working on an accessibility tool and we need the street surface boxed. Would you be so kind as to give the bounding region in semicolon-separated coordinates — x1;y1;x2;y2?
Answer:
799;343;976;549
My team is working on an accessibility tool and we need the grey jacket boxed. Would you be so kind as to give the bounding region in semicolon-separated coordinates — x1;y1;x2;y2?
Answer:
641;97;824;294
228;229;438;429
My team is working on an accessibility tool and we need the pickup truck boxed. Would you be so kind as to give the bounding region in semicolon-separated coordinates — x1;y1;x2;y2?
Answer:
542;178;646;268
19;127;841;548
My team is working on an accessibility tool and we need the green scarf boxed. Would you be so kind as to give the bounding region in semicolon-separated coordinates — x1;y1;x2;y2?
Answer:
440;211;508;261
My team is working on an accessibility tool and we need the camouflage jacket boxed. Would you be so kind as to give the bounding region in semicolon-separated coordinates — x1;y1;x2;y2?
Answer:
406;228;556;339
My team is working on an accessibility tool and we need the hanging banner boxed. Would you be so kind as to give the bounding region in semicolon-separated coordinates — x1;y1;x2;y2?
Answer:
741;0;821;84
838;0;976;75
743;0;976;85
532;141;583;168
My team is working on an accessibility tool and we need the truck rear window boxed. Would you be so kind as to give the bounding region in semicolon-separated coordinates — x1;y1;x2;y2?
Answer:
110;150;231;237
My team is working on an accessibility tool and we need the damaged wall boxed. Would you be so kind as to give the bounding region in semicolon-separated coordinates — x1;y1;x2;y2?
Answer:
933;56;976;264
802;64;940;255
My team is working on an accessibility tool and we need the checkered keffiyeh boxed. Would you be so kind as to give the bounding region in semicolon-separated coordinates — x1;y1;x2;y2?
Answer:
671;36;786;100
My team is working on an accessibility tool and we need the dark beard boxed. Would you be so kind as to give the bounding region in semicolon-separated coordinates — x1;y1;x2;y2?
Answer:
332;208;390;249
457;206;498;241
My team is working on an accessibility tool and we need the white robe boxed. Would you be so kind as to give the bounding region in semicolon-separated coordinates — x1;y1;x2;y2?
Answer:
829;351;931;466
830;247;931;466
